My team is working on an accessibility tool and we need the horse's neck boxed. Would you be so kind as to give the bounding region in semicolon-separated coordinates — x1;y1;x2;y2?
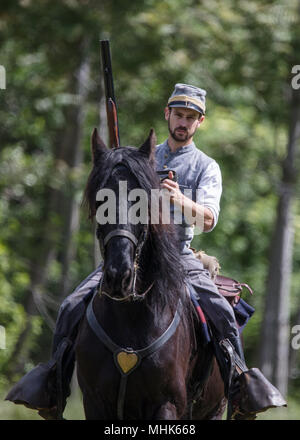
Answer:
93;294;173;349
137;236;180;312
137;239;154;285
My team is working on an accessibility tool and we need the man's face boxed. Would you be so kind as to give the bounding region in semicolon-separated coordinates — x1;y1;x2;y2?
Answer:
165;106;204;143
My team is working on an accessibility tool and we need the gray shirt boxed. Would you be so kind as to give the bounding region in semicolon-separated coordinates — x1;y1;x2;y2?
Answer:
155;140;222;255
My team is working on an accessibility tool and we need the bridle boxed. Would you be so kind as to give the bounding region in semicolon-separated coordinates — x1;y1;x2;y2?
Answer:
89;221;183;421
98;225;154;302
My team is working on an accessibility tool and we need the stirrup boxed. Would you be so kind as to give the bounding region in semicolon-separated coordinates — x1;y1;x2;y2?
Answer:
230;368;287;419
219;339;247;372
219;339;287;419
219;339;247;390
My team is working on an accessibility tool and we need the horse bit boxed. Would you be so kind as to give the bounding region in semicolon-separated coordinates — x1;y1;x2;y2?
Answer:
97;225;154;302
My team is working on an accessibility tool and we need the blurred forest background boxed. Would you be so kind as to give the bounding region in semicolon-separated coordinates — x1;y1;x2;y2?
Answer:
0;0;300;420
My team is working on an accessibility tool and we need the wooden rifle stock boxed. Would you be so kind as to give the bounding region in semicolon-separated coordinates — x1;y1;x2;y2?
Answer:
107;98;120;149
100;40;120;148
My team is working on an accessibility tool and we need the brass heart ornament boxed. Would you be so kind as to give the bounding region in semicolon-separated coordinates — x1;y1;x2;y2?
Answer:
116;351;139;374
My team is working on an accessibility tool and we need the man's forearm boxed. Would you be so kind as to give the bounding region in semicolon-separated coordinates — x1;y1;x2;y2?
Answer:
160;176;215;231
176;194;214;232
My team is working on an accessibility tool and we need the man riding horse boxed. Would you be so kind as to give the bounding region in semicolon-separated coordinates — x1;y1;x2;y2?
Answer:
6;84;286;419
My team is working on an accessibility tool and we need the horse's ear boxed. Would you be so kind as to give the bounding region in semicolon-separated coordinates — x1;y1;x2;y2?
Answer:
139;128;156;165
91;128;108;163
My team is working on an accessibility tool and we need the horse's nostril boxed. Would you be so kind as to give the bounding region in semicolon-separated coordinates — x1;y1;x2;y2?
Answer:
122;269;132;290
104;267;132;293
105;267;117;286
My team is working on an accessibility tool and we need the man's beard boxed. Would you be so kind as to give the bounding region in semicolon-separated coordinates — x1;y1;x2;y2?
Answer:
168;120;196;142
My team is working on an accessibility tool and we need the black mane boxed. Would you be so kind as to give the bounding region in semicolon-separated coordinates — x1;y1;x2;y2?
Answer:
83;146;188;314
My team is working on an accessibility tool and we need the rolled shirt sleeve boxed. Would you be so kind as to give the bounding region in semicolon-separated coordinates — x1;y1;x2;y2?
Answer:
155;140;222;255
196;160;222;232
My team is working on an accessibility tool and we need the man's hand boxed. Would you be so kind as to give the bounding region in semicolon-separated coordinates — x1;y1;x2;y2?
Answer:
160;170;214;231
160;171;183;205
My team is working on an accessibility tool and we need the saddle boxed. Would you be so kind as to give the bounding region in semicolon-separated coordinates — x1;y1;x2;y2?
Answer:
192;249;253;306
191;249;255;336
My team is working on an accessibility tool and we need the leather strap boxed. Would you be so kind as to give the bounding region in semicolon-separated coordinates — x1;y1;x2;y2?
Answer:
117;376;128;420
133;300;182;358
219;338;249;420
86;299;120;353
86;295;183;419
103;229;139;247
86;297;183;360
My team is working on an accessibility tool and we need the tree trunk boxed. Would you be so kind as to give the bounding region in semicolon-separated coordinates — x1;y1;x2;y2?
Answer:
56;42;91;299
259;19;300;395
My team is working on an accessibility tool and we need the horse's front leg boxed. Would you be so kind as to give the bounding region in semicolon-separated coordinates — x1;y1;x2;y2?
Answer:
153;402;178;420
81;389;112;420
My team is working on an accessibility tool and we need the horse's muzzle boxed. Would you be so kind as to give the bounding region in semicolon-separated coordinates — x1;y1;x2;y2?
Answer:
102;265;134;299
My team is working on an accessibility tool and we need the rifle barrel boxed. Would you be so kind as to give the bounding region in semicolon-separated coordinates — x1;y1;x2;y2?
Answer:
100;40;116;103
100;40;120;148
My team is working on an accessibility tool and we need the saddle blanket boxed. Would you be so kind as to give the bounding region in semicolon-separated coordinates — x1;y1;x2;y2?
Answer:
189;291;255;345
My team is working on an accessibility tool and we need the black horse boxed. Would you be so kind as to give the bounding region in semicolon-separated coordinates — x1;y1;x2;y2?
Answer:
75;128;225;420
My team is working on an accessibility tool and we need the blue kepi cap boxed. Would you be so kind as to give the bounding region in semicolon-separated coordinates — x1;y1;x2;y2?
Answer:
168;83;206;114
